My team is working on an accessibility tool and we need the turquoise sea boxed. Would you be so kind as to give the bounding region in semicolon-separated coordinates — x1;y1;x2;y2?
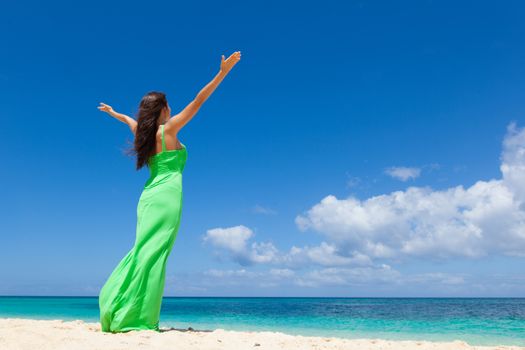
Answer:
0;297;524;346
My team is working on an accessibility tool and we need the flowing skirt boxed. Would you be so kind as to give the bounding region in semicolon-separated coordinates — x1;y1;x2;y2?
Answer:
99;172;183;332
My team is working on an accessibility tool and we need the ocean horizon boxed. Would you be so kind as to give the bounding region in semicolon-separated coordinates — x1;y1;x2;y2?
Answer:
1;296;524;346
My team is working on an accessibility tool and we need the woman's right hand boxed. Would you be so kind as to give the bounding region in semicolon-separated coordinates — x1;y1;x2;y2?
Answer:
98;102;114;114
220;51;241;75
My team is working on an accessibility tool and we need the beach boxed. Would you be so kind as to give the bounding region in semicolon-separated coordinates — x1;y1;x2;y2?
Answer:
1;318;523;350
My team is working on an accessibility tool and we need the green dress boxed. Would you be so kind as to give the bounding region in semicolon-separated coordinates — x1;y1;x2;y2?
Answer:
99;124;187;333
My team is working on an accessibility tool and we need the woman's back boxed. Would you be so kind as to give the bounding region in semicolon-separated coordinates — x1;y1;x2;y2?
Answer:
99;123;187;332
147;124;188;182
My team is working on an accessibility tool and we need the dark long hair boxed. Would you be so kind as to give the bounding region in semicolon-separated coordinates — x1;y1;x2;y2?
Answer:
126;91;168;170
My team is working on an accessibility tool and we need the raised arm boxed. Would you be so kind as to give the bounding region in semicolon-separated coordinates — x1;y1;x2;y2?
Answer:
166;51;241;133
98;102;138;136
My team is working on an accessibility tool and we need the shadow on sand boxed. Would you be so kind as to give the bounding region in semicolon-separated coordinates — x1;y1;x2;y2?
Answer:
159;326;214;333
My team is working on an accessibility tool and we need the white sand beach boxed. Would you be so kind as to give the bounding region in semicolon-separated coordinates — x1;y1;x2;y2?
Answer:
0;318;523;350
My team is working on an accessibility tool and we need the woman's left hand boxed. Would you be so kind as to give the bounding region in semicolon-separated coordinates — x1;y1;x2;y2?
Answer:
220;51;241;75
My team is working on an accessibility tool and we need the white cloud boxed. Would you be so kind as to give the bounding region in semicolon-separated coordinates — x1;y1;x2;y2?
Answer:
295;264;400;287
282;242;373;267
346;175;361;189
200;268;294;289
203;225;280;266
166;266;525;296
198;123;525;293
203;226;372;268
204;268;296;280
385;166;421;181
296;122;525;260
197;265;466;291
203;225;252;253
249;241;280;264
252;204;277;215
269;268;295;278
204;268;257;278
199;265;401;289
402;272;466;286
500;121;525;201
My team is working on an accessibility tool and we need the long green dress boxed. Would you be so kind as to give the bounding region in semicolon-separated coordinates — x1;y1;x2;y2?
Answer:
99;124;187;333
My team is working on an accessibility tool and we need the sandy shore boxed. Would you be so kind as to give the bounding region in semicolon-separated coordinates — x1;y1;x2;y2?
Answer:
0;318;523;350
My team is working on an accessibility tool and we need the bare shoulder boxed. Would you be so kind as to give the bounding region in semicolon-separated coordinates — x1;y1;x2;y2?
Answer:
164;114;183;134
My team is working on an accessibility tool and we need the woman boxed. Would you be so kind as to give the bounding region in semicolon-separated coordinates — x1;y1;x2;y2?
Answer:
97;51;241;333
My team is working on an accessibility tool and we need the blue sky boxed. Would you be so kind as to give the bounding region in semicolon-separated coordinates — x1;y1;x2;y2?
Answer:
1;0;525;297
